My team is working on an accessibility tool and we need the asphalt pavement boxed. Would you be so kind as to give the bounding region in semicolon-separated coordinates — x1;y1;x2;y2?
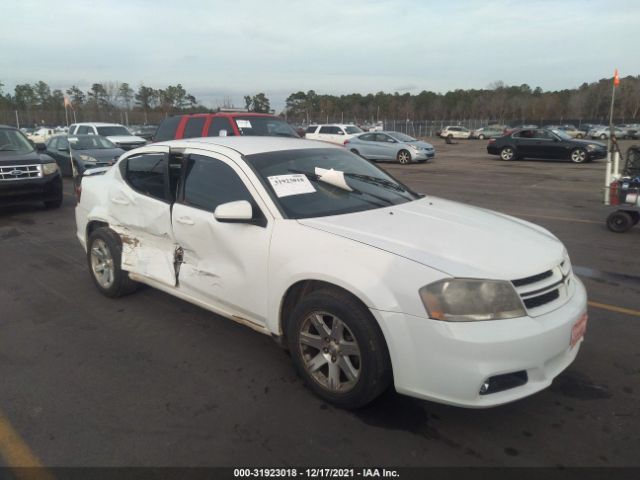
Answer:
0;139;638;468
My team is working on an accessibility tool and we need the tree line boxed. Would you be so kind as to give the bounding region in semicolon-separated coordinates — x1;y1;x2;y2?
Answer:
284;76;640;125
1;75;639;127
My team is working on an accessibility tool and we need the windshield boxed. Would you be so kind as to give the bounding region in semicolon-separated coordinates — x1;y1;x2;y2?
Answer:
388;132;416;142
69;136;117;150
551;129;573;141
245;148;419;219
344;126;363;134
233;116;299;138
0;128;35;154
96;126;132;137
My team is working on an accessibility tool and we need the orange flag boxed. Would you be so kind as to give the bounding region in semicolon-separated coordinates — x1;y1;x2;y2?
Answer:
613;69;620;87
64;95;74;110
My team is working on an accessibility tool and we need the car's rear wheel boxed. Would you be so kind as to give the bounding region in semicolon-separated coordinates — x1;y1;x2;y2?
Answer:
570;148;588;163
600;134;607;140
287;289;391;409
478;134;485;140
350;149;361;157
606;211;634;233
397;150;411;164
87;227;140;298
500;146;516;161
576;133;584;138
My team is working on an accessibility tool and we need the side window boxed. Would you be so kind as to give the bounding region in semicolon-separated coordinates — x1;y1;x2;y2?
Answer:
183;117;206;138
182;154;253;213
306;126;317;133
154;116;182;141
208;118;234;137
319;126;339;134
359;133;375;141
124;153;168;202
77;125;91;134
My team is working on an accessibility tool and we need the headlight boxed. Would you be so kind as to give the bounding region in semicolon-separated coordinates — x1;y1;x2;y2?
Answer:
586;144;599;151
409;144;421;151
419;278;526;321
41;162;59;175
78;154;98;163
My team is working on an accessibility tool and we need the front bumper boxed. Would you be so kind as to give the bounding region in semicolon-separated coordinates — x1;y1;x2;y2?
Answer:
412;150;435;161
372;277;587;407
587;150;607;161
0;173;62;205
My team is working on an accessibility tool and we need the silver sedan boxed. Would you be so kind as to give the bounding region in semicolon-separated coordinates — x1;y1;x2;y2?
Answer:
345;131;435;164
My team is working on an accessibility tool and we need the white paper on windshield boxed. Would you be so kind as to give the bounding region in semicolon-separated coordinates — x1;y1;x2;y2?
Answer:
314;167;353;192
236;120;252;129
268;174;316;198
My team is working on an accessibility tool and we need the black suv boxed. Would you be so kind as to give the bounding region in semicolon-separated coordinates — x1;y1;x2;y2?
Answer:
0;125;63;209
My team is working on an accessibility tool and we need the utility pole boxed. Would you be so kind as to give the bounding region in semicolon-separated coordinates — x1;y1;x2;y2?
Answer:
604;69;620;205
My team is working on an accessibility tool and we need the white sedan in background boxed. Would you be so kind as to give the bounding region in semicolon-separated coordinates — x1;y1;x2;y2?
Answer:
75;137;587;408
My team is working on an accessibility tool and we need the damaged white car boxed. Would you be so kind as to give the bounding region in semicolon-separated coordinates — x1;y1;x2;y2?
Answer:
75;137;588;408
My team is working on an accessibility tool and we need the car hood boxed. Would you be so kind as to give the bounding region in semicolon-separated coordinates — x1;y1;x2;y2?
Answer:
406;140;434;149
569;139;606;148
298;197;565;280
0;150;48;165
73;148;125;161
106;135;146;144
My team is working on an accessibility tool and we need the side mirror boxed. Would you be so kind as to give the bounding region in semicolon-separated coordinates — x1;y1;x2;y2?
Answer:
214;200;253;223
58;147;70;152
337;131;345;135
35;143;47;152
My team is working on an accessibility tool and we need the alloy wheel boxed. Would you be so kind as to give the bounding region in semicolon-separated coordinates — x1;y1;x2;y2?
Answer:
398;151;411;164
571;149;587;163
500;147;514;161
298;312;361;393
90;238;115;289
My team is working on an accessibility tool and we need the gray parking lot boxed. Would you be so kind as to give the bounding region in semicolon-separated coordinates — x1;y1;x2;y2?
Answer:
0;139;639;468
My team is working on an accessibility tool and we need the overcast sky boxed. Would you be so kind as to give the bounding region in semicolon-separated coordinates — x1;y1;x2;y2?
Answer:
2;0;638;111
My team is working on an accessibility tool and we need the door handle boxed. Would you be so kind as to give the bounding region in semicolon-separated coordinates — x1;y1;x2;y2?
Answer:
111;197;130;205
176;216;195;225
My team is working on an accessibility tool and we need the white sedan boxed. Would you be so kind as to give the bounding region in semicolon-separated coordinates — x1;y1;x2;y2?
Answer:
75;137;587;408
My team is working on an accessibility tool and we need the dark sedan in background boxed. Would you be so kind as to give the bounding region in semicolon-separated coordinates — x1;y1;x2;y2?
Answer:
45;135;125;176
487;127;607;163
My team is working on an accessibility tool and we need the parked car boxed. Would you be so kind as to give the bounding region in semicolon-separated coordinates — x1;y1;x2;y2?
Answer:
616;124;639;139
588;126;625;140
0;124;62;208
504;124;538;135
76;136;587;409
68;123;147;150
470;126;505;140
45;134;125;176
129;125;158;141
153;112;299;142
439;126;471;139
487;127;606;163
548;125;582;138
577;124;596;136
345;131;435;164
305;124;364;145
27;127;57;144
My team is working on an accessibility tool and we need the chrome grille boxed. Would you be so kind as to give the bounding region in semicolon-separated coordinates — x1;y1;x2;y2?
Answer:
0;164;42;181
511;259;573;316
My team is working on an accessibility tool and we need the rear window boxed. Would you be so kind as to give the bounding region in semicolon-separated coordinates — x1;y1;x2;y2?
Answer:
207;117;234;137
306;126;318;133
233;116;298;138
154;116;182;142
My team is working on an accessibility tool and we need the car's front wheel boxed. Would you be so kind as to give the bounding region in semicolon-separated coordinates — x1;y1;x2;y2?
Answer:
478;134;485;140
500;146;516;161
570;148;588;163
397;150;411;164
287;289;391;409
600;134;607;140
87;227;140;298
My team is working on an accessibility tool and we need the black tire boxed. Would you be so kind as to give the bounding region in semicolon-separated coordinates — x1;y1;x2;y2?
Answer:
600;134;607;140
397;149;411;164
447;134;453;139
606;211;634;233
87;227;140;298
286;289;391;409
478;134;485;140
350;149;360;157
500;146;516;161
576;133;584;139
570;148;588;164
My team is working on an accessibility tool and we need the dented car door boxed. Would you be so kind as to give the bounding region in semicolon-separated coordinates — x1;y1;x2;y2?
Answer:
107;146;177;287
171;150;273;328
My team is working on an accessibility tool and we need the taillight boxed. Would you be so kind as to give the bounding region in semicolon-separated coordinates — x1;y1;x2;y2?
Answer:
609;180;619;205
343;139;350;145
488;138;496;144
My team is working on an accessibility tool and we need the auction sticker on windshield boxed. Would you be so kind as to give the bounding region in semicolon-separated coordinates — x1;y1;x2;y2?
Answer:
268;174;316;198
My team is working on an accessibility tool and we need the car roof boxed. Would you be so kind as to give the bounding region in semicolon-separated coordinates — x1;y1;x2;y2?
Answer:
153;136;340;156
74;122;124;126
